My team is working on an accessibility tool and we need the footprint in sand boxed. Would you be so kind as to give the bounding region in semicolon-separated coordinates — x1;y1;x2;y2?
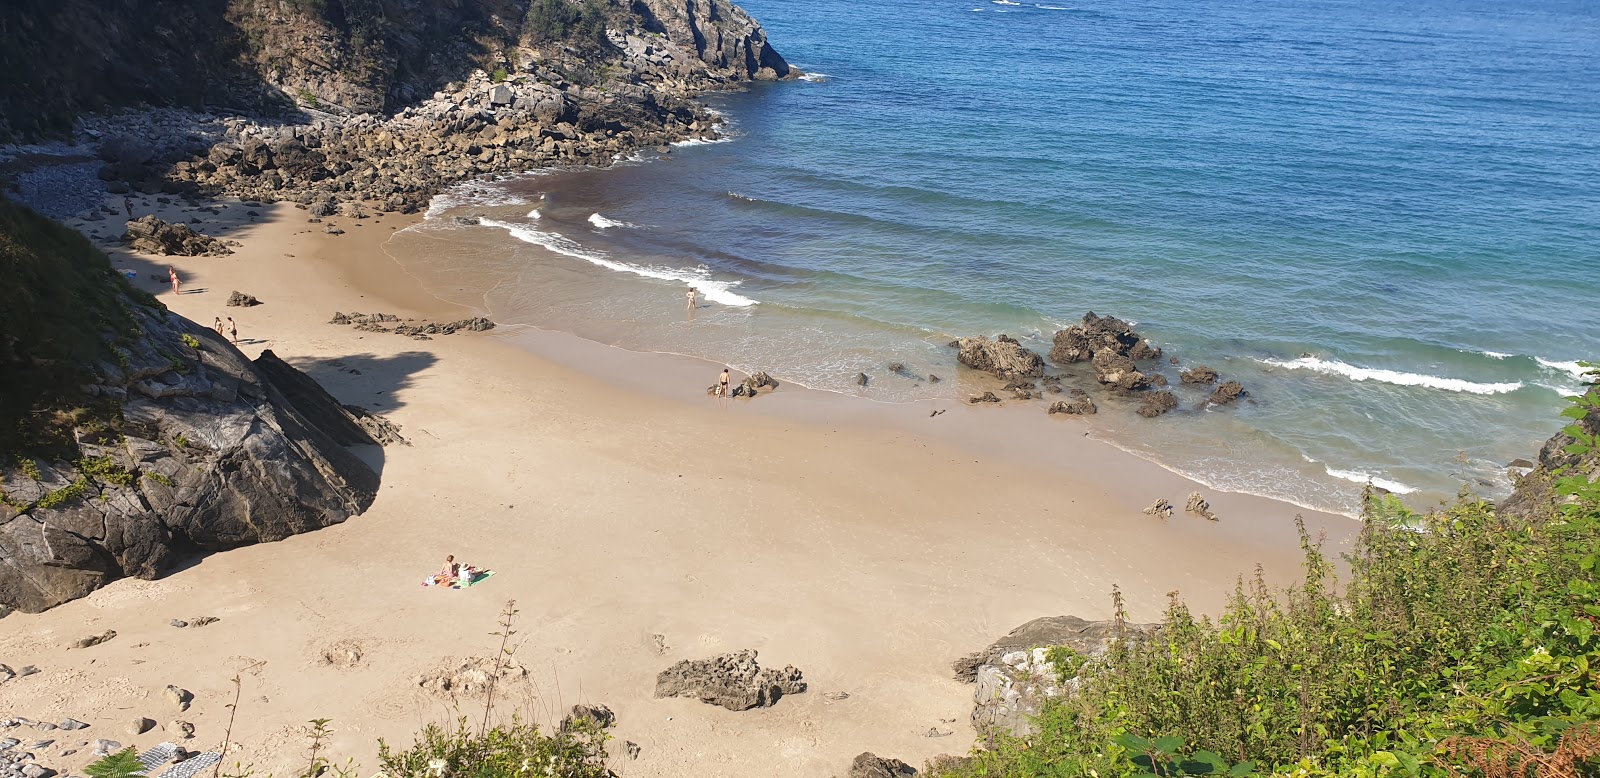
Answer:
697;634;721;647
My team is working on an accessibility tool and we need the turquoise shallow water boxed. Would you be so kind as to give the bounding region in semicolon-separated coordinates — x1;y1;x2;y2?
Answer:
395;0;1600;515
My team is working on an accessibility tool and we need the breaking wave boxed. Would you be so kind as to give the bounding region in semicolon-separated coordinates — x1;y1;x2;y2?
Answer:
1258;356;1524;395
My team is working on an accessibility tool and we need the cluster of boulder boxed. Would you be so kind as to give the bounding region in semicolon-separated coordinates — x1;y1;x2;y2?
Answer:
653;649;805;711
2;672;210;778
1141;491;1218;521
122;215;233;256
706;371;779;398
948;312;1249;420
328;311;494;340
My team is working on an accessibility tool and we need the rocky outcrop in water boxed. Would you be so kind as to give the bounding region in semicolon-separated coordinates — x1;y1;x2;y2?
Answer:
1208;380;1246;406
1180;365;1219;384
654;650;805;711
1049;312;1161;366
1048;390;1097;416
0;308;381;613
122;215;232;256
954;335;1046;379
1137;390;1178;418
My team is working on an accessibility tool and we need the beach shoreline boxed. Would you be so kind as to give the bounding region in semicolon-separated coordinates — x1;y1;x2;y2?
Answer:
0;192;1354;777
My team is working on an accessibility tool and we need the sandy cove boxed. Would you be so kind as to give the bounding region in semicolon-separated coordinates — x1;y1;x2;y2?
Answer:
0;196;1355;776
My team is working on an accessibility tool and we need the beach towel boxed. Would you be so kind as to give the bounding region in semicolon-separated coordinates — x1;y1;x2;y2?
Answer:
462;570;495;587
420;569;495;588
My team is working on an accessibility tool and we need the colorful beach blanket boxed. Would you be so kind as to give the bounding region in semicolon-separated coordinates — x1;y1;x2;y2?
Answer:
420;569;495;589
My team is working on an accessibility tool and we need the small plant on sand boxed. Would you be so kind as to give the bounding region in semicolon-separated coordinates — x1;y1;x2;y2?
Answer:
85;748;144;778
482;599;519;736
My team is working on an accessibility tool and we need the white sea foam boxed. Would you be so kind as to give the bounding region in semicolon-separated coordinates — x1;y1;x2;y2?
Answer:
480;218;757;307
992;0;1021;5
1258;356;1523;395
1479;350;1513;359
798;72;831;83
1035;3;1070;8
527;209;541;219
1324;467;1418;495
587;213;635;230
672;135;734;148
1536;357;1591;378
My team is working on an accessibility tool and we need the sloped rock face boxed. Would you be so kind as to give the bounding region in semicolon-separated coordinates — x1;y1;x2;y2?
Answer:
0;306;379;613
1501;384;1600;519
654;649;806;710
955;335;1046;379
640;0;793;81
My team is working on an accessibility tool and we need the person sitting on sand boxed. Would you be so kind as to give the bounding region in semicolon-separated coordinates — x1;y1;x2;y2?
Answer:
433;555;460;586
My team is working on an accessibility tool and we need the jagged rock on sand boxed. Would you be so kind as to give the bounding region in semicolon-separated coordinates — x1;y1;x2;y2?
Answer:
1185;491;1218;521
343;405;408;446
123;215;232;256
957;615;1156;740
1180;365;1219;384
1136;390;1178;418
848;752;918;778
969;391;1002;404
416;656;528;697
654;649;805;711
1048;390;1097;416
737;371;779;398
954;335;1045;378
327;311;493;338
225;291;261;307
67;630;116;649
560;704;615;732
1208;380;1246;406
1049;312;1161;365
1142;499;1174;519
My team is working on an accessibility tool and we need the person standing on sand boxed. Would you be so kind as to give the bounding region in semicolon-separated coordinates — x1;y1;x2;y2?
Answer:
123;196;133;218
227;317;239;344
686;287;697;311
168;267;181;295
213;317;224;336
717;367;731;405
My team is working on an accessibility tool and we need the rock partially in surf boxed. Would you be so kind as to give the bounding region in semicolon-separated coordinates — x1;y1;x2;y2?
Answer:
1048;390;1096;415
955;335;1045;378
452;215;481;226
888;363;905;374
1149;373;1169;387
1092;350;1149;391
928;374;941;383
1180;365;1219;384
857;372;870;387
1004;379;1040;400
1049;312;1161;365
742;371;779;397
969;391;1001;404
1142;499;1174;519
1185;492;1217;521
1507;458;1535;469
1208;380;1245;406
1136;391;1178;418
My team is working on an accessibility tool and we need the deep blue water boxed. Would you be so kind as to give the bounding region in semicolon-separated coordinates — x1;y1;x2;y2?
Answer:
401;0;1600;513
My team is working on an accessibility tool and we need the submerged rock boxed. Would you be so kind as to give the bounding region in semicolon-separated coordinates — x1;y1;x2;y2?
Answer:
1136;390;1178;417
1208;380;1245;406
1180;365;1219;384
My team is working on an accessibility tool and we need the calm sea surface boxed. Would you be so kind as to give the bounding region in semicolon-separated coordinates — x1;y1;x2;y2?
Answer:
391;0;1600;515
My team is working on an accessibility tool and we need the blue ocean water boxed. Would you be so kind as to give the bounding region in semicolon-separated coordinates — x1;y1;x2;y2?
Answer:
397;0;1600;514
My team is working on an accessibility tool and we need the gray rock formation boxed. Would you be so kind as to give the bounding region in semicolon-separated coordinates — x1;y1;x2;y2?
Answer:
1136;390;1178;418
0;300;381;613
1180;365;1219;384
224;291;260;307
1047;390;1097;415
848;752;918;778
123;216;232;256
955;335;1045;378
654;649;805;711
956;616;1152;740
1208;380;1246;406
1092;350;1149;391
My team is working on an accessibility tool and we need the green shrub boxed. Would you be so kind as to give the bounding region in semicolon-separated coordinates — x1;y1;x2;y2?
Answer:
491;67;509;83
378;717;613;778
181;333;201;349
522;0;610;51
939;385;1600;778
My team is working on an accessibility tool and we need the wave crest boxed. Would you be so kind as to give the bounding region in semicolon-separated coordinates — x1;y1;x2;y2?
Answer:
1258;356;1523;395
1324;466;1418;494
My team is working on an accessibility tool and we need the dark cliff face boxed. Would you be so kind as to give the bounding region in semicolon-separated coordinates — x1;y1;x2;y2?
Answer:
1500;384;1600;519
0;0;791;141
0;200;379;613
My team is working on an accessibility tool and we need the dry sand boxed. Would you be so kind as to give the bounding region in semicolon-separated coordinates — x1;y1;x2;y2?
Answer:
0;195;1356;776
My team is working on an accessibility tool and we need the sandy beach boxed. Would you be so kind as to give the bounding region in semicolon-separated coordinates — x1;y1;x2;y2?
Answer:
0;195;1355;776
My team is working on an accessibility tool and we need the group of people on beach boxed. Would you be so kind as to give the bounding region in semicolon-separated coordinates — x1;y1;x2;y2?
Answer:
213;316;239;344
426;554;481;587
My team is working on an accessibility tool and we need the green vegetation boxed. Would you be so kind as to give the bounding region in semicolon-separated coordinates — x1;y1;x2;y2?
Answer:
938;380;1600;778
522;0;611;51
491;67;509;83
84;748;144;778
181;333;202;349
146;471;174;488
0;198;156;459
295;88;320;108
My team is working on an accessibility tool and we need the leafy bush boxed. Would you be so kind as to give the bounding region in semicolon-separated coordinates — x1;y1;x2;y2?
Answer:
523;0;611;51
939;382;1600;777
378;717;613;778
491;67;509;83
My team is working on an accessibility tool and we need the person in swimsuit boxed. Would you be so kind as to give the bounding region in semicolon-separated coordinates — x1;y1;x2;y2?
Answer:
686;287;697;311
227;317;239;344
434;555;460;586
168;267;181;295
213;317;224;336
718;368;731;403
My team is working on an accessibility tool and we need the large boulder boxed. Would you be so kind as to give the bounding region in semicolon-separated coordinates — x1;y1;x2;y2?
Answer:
1050;312;1161;365
954;335;1045;378
1091;350;1149;391
0;305;379;613
123;215;231;257
654;649;805;711
1208;380;1245;406
848;752;918;778
1180;365;1219;384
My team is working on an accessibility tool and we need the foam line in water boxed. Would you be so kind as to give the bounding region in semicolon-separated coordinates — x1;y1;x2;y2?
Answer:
479;218;757;307
1324;466;1418;494
1479;350;1512;359
1536;357;1591;378
1258;357;1523;395
798;72;831;82
587;213;635;230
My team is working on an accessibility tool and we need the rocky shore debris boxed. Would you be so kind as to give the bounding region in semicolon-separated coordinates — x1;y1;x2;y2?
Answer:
343;405;408;446
953;334;1046;378
653;649;805;711
225;291;260;307
1185;492;1218;521
329;311;494;340
163;685;192;711
1136;390;1179;418
969;391;1002;404
1209;380;1246;406
123;215;232;256
1142;499;1174;519
1047;390;1097;416
848;752;918;778
738;371;779;398
857;372;870;387
1003;380;1041;400
1049;312;1161;365
67;630;116;650
1180;365;1219;384
559;704;615;733
417;656;527;697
